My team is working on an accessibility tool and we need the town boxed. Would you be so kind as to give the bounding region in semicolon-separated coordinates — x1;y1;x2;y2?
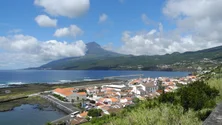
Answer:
42;75;197;125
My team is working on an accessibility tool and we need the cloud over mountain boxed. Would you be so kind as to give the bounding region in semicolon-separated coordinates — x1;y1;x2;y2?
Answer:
0;34;86;69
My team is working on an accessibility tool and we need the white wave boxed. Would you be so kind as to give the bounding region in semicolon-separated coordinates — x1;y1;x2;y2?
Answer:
0;84;9;88
83;79;100;82
7;82;26;85
59;80;72;83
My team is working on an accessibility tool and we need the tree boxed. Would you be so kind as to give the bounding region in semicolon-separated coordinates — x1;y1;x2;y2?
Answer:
71;99;75;104
77;96;79;101
88;109;102;117
178;81;219;112
45;122;52;125
77;102;82;108
158;92;177;104
132;97;140;103
82;98;85;108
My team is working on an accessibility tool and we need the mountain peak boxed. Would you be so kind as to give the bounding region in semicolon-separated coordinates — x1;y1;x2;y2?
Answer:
86;42;101;49
85;41;121;56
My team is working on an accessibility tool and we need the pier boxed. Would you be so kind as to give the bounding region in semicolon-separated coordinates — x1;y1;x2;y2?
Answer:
104;74;143;80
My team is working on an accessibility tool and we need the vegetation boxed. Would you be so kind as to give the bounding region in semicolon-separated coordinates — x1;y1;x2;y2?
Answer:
0;96;50;112
88;109;102;117
78;89;87;93
83;73;222;125
37;42;222;71
158;81;219;112
52;94;67;102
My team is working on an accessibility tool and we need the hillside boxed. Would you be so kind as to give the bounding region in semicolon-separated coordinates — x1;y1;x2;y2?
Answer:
38;42;122;70
35;43;222;71
82;70;222;125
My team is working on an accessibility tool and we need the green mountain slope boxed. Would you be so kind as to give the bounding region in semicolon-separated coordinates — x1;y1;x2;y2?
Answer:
36;43;222;71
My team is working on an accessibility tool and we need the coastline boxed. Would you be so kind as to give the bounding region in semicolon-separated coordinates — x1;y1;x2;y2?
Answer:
0;79;119;112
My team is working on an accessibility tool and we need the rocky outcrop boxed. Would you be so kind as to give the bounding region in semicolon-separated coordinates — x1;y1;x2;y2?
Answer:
204;103;222;125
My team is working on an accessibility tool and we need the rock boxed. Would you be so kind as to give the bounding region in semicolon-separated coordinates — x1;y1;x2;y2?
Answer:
204;103;222;125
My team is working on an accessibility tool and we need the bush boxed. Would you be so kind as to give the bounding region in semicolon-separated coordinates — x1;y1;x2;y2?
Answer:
88;109;102;117
197;109;212;121
52;94;67;102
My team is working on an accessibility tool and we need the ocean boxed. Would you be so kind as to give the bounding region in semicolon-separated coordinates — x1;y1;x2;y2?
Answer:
0;70;189;87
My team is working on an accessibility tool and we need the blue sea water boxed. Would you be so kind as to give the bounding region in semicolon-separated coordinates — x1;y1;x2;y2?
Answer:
0;104;66;125
0;70;189;86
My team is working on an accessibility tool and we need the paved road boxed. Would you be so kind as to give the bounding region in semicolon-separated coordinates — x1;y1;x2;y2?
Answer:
51;115;72;125
40;95;80;113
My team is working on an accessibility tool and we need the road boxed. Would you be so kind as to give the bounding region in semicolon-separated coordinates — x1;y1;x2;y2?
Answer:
51;115;72;125
40;94;81;113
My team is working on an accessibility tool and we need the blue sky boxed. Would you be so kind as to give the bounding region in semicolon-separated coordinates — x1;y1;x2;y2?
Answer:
0;0;222;69
0;0;166;46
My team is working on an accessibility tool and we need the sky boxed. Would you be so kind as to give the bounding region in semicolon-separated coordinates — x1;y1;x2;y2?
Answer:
0;0;222;69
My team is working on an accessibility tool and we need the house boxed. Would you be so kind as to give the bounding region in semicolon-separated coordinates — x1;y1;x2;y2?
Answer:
99;97;119;105
102;84;126;92
77;111;88;118
98;104;111;115
53;88;75;101
120;97;132;103
142;82;158;93
70;92;87;101
104;97;119;105
71;117;88;125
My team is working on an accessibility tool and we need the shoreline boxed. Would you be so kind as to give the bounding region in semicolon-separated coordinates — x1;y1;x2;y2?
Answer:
0;78;105;88
0;79;119;112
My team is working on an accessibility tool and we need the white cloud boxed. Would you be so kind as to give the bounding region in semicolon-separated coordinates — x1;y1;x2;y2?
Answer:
35;15;57;27
34;0;90;18
112;0;222;56
0;35;39;53
163;0;222;43
99;13;108;23
0;34;87;69
54;25;84;38
40;40;86;60
141;14;149;25
117;23;221;56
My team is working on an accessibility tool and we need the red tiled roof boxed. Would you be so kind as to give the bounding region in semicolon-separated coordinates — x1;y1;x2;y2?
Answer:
54;88;74;96
77;92;87;96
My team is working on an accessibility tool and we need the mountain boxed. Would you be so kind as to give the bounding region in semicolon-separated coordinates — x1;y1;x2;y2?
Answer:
85;42;122;57
34;44;222;71
37;42;122;70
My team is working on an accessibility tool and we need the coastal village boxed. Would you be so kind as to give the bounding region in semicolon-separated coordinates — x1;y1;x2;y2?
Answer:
49;75;197;125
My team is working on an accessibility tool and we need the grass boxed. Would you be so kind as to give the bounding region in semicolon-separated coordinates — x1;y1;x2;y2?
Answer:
0;96;50;112
82;101;202;125
207;78;222;103
108;104;201;125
